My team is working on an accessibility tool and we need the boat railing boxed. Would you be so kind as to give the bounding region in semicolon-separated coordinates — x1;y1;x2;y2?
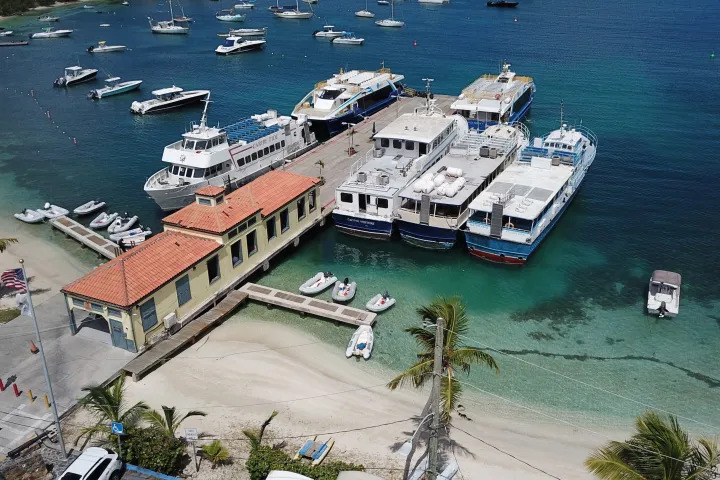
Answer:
146;168;170;187
572;124;599;147
349;148;375;176
508;121;531;142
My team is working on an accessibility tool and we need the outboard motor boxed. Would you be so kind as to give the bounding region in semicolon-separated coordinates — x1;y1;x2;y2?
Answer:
53;76;66;87
87;45;94;52
87;90;98;99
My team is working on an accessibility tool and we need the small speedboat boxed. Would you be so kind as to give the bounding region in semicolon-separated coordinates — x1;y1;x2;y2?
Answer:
30;27;73;38
109;226;151;241
89;211;118;229
73;200;106;215
332;32;364;45
14;209;45;224
38;15;60;22
234;1;255;8
38;203;69;219
299;271;337;295
130;86;209;114
647;270;681;318
227;27;267;36
0;31;14;37
377;0;389;4
108;215;138;234
312;25;344;38
0;41;28;46
99;23;111;27
83;5;95;9
216;9;246;21
89;77;142;99
332;279;356;302
487;0;518;6
215;36;265;54
122;1;129;5
54;66;98;87
87;41;126;53
366;291;395;312
345;325;373;359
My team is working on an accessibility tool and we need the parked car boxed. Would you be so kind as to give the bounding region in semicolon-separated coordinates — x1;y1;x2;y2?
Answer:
58;447;123;480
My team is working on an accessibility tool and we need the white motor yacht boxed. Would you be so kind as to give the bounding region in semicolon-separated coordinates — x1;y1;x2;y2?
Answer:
375;0;403;26
87;41;127;53
30;27;73;38
130;87;209;114
234;1;255;8
216;9;246;21
54;66;98;87
215;36;265;54
144;101;317;211
228;27;267;36
332;32;364;45
0;31;14;37
647;270;681;317
312;25;344;38
89;77;142;99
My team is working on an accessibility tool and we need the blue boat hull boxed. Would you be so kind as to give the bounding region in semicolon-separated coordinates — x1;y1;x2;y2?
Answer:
332;211;393;240
464;187;577;264
397;220;456;250
467;89;534;132
311;88;402;140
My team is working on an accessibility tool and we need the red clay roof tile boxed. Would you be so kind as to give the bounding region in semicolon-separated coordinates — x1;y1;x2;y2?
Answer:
62;231;222;307
195;186;225;196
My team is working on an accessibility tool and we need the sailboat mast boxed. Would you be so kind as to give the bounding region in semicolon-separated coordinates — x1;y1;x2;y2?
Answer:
391;0;394;20
169;0;175;19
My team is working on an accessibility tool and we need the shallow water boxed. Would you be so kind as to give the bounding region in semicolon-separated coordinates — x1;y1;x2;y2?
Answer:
1;0;719;433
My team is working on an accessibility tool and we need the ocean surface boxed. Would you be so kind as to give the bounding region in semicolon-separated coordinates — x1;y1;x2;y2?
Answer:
1;0;719;434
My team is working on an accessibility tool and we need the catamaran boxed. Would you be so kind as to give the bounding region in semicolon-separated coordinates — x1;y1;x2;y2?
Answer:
395;123;528;249
144;101;317;211
332;99;465;239
291;67;404;140
463;113;597;264
451;62;535;131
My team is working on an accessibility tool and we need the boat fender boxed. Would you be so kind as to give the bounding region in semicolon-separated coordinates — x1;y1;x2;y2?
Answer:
495;93;501;100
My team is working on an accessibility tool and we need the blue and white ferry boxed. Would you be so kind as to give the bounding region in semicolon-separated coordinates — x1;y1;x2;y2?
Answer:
291;67;404;140
332;101;465;239
463;122;597;264
451;62;534;131
395;123;528;249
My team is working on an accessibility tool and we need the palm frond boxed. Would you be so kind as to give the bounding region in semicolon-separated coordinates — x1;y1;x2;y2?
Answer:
449;347;499;375
405;326;437;354
585;448;647;480
0;238;18;253
438;374;462;423
387;360;433;390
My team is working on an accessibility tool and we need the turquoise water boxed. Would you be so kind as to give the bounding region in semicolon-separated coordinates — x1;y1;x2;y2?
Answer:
2;0;719;432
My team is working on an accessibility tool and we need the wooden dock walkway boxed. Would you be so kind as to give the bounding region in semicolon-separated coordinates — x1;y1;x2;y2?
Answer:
239;282;376;326
285;94;457;217
49;216;120;259
123;290;248;381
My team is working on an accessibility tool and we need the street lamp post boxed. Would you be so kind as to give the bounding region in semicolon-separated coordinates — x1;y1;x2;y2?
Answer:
342;122;356;156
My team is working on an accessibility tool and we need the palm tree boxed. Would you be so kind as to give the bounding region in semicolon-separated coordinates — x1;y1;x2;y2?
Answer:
388;296;499;422
242;410;278;449
200;440;230;469
142;405;206;438
75;376;149;448
586;411;719;480
0;238;18;253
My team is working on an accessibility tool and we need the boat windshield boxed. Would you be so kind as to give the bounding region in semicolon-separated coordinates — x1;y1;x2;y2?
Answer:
223;39;235;46
318;88;344;100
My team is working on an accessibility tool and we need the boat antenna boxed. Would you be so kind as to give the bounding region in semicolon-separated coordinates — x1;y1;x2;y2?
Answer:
422;77;434;112
559;99;565;137
200;94;212;128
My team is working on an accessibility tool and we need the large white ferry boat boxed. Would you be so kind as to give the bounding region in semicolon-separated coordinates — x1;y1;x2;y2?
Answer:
451;62;534;131
144;103;317;211
332;100;466;239
292;67;404;140
395;123;528;249
463;118;597;264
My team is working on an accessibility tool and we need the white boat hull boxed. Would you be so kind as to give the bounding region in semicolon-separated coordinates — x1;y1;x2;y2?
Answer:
274;11;313;18
345;325;373;360
88;45;127;53
131;89;209;114
299;272;337;295
355;10;375;17
332;281;357;302
90;212;118;229
90;80;142;99
73;200;106;215
14;210;45;224
332;37;364;45
108;216;138;234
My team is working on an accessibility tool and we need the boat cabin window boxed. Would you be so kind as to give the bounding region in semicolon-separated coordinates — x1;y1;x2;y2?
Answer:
419;143;427;155
170;165;179;175
252;152;258;161
184;168;194;177
317;88;344;100
490;113;500;122
183;139;195;150
340;192;353;204
393;139;402;149
270;144;276;153
178;166;186;176
194;169;204;178
405;141;414;151
195;141;207;150
377;198;389;209
263;147;269;155
380;138;389;148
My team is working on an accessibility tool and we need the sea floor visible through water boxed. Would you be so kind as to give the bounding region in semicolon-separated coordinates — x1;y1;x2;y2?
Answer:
1;0;719;436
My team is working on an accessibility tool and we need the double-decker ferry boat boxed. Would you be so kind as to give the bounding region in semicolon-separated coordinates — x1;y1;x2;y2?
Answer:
144;102;317;211
292;67;404;140
395;123;528;249
451;62;534;131
463;120;597;264
332;100;466;239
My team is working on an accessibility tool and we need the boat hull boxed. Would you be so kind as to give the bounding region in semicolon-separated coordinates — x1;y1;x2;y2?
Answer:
397;220;456;250
215;42;264;54
464;186;579;264
467;88;534;131
131;91;208;114
332;212;393;240
93;81;142;98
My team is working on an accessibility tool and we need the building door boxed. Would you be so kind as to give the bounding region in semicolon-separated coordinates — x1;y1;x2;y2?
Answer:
109;319;130;351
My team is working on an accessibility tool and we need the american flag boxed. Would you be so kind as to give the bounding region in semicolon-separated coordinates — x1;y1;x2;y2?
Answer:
1;268;26;291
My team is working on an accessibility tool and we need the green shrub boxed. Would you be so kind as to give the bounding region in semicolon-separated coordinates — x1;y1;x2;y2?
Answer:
246;445;364;480
118;427;188;475
200;440;231;469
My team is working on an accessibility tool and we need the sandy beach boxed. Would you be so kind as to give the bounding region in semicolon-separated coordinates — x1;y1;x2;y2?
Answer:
76;315;620;480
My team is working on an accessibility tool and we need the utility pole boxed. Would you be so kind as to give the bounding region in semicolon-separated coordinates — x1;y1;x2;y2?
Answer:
427;316;444;480
19;259;67;459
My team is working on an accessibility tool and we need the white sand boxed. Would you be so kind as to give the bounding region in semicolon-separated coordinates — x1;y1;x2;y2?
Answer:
121;316;618;480
0;218;90;310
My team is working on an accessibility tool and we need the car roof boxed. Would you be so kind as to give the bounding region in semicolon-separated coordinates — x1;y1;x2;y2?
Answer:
63;447;108;476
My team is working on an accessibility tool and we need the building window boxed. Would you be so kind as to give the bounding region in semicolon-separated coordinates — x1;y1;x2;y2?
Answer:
140;298;158;332
108;308;122;318
91;303;103;313
297;197;306;221
175;275;192;307
377;198;389;209
248;216;257;227
309;190;317;211
266;216;276;241
198;198;212;206
280;208;289;233
247;230;258;256
228;228;238;239
72;298;84;307
207;255;220;284
231;240;243;267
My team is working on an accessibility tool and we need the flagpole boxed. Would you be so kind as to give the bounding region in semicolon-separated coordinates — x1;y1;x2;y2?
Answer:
19;259;67;459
